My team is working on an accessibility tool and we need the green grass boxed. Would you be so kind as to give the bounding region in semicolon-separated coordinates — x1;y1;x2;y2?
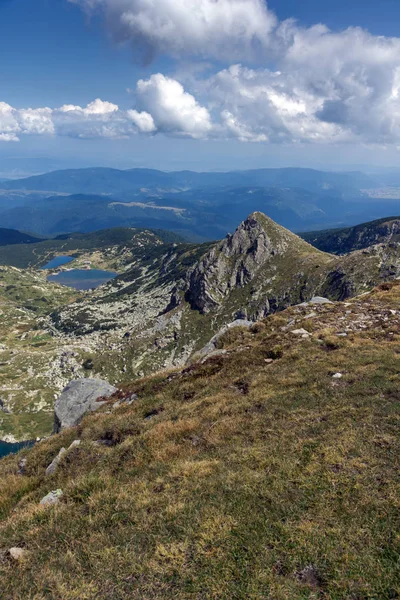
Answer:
0;282;399;599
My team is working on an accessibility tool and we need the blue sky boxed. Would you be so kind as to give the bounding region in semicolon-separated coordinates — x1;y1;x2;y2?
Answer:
2;0;400;175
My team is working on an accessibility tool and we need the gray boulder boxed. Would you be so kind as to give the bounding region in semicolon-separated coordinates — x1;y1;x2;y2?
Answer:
45;447;67;476
309;296;333;305
53;379;117;433
40;489;63;506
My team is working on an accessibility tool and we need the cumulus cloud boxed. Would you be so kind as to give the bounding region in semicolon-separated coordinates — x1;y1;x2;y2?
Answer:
0;102;54;142
5;1;400;145
0;99;130;143
68;0;277;62
65;0;400;146
0;90;211;142
131;74;212;137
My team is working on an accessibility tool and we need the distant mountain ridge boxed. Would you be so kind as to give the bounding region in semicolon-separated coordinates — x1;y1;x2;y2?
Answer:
0;166;399;240
1;166;377;195
0;228;44;246
301;216;400;254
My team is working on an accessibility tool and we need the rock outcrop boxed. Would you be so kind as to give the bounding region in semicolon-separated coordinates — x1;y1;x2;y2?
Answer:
53;379;117;433
186;212;304;313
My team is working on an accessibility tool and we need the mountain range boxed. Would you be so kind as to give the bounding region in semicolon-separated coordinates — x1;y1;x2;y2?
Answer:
0;167;399;239
0;211;399;442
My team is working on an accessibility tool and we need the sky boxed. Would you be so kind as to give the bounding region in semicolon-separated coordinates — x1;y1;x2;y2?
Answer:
2;0;400;175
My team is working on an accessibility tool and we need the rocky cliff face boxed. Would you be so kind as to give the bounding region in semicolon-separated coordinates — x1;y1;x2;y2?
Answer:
186;213;296;313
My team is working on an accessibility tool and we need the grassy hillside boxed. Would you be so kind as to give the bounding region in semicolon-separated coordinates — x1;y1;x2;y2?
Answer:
0;282;399;599
0;228;44;247
301;216;400;254
0;227;183;269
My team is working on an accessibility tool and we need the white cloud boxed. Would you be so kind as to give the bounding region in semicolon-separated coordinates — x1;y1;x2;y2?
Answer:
132;74;212;137
0;133;19;142
59;98;119;116
66;0;400;147
5;1;400;146
0;102;54;142
127;109;156;133
68;0;277;62
0;88;210;141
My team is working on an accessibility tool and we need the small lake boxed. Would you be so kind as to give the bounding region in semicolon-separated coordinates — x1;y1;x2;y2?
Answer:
0;440;34;459
41;256;74;270
48;269;117;290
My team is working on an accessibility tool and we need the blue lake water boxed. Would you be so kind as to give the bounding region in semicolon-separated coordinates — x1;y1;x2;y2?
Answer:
48;269;117;291
41;256;74;269
0;440;34;459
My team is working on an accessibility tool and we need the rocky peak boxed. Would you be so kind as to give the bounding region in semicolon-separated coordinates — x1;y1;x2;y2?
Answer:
186;212;319;314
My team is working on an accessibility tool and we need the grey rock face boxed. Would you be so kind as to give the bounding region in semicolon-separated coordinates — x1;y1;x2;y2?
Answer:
53;379;117;433
40;489;63;506
187;213;291;314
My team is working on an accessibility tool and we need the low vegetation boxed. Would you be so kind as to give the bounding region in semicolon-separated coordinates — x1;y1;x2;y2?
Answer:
301;216;400;254
0;282;399;599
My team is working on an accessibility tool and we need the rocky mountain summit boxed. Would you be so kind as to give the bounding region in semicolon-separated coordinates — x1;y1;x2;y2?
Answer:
1;211;400;441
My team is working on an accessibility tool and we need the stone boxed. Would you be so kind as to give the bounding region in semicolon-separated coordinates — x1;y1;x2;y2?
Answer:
40;489;63;506
9;547;27;562
196;320;253;360
291;328;310;336
309;297;333;305
264;358;274;364
53;379;117;433
332;373;343;379
17;458;27;475
68;440;81;450
45;447;67;476
112;393;138;409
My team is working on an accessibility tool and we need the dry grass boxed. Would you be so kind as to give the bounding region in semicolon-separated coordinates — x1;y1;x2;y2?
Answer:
0;283;399;599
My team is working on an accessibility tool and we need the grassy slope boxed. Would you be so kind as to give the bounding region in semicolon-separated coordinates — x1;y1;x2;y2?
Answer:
301;216;400;254
0;228;44;246
0;282;399;599
0;228;184;269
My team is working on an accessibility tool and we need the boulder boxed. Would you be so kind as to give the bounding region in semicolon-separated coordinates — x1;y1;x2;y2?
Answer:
9;547;27;562
45;447;67;476
68;440;81;450
53;379;117;433
309;297;333;305
291;328;310;336
195;320;253;361
40;489;63;506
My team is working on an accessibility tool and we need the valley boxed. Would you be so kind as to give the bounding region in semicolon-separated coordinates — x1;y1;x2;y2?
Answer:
0;212;399;442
